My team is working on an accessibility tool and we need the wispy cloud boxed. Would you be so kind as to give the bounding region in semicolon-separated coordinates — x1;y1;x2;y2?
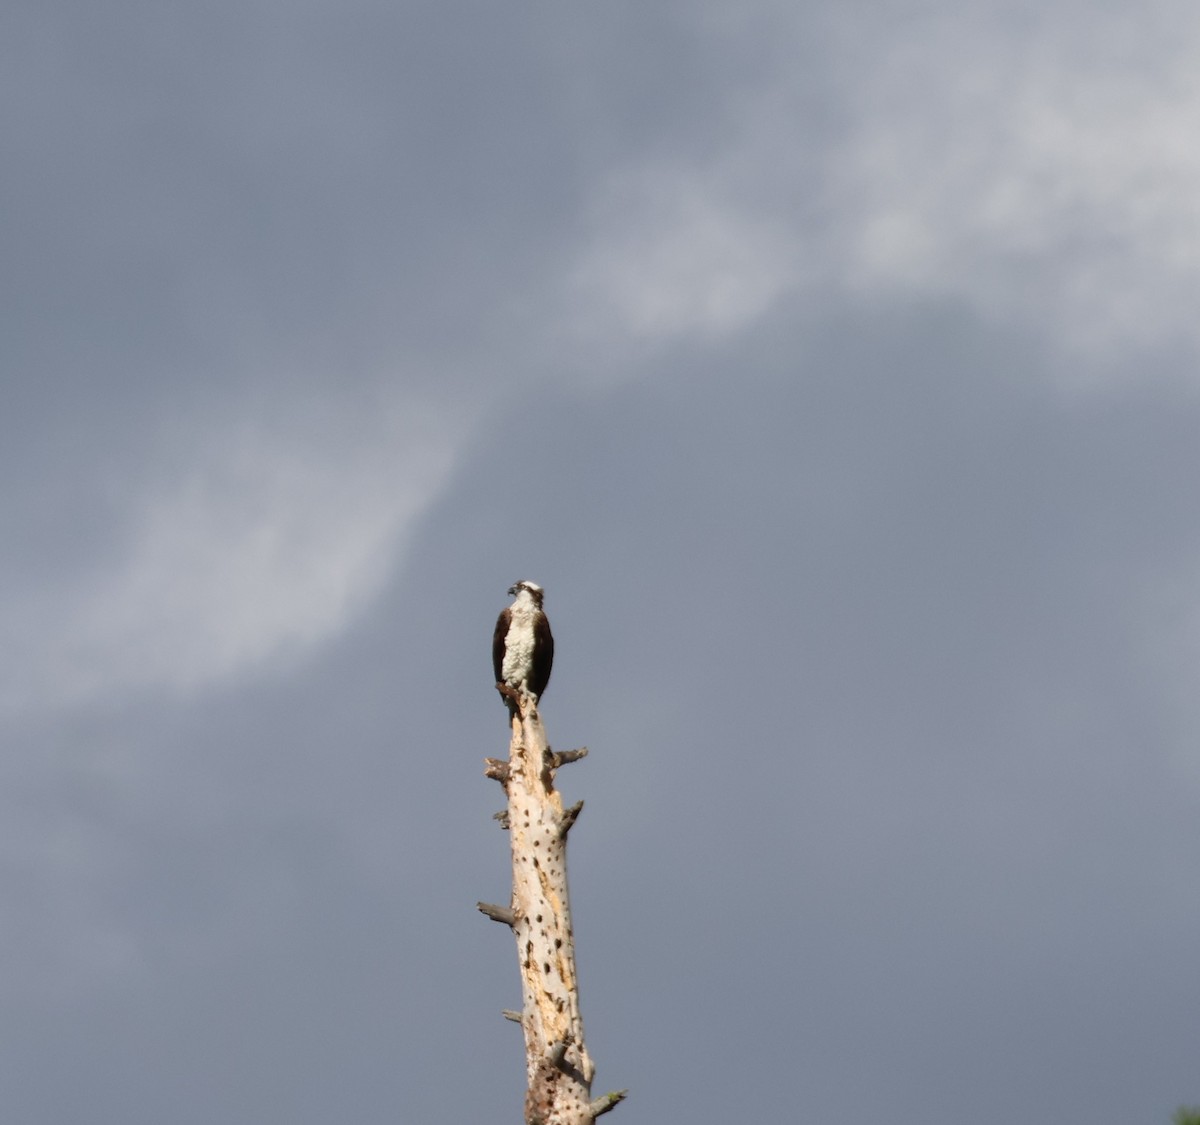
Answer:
568;171;797;342
1;389;464;716
566;5;1200;367
825;5;1200;358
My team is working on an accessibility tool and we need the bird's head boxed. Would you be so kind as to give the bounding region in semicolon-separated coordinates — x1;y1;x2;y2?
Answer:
508;580;545;606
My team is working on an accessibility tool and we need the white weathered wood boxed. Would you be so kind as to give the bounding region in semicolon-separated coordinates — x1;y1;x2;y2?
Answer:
486;688;625;1125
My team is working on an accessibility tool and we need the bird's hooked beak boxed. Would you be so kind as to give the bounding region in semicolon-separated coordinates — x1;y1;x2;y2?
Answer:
507;583;520;597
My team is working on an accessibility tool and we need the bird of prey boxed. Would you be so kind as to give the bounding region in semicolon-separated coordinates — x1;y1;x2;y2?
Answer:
493;580;554;703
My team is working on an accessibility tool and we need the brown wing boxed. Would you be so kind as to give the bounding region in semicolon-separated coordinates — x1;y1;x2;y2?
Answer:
528;611;554;699
492;607;510;684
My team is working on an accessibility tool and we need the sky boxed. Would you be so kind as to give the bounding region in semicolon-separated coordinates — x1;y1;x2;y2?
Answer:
3;2;1200;1122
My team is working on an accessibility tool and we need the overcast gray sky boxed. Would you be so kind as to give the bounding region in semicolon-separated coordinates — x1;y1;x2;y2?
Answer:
4;2;1199;1122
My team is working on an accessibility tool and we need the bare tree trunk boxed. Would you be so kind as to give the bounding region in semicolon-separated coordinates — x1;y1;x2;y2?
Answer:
481;689;626;1125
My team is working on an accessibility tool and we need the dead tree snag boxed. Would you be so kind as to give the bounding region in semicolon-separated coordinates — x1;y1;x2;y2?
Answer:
482;687;626;1125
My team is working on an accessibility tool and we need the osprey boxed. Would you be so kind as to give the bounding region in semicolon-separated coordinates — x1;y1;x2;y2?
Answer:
493;580;554;703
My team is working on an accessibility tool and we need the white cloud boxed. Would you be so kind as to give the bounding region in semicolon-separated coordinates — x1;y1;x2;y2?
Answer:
567;4;1200;369
825;5;1200;358
567;171;798;343
1;388;465;716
